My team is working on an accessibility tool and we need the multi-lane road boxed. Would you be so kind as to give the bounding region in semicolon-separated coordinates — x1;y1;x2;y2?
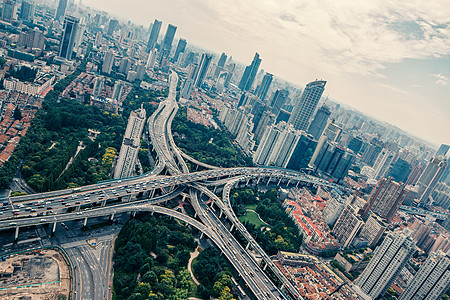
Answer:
0;70;347;300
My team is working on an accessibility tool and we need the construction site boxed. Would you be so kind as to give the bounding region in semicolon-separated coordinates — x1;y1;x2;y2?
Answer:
0;248;71;300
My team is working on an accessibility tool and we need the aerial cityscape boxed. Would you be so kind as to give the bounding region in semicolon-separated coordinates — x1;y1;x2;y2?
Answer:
0;0;448;300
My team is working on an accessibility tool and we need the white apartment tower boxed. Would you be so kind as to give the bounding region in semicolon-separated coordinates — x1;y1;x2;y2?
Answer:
355;230;416;299
399;250;450;300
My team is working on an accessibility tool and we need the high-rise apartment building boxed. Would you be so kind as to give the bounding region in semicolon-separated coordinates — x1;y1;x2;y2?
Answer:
417;156;448;207
373;148;396;179
112;80;124;101
238;52;261;91
288;80;326;131
307;105;330;140
194;53;212;88
58;16;79;60
107;19;118;36
2;0;16;23
93;76;104;97
355;230;415;299
270;89;289;116
172;38;186;63
114;107;146;179
332;204;364;248
102;51;114;74
119;58;132;75
399;251;450;300
256;73;273;101
359;214;387;247
55;0;67;21
146;19;162;52
19;0;34;22
362;177;408;221
146;49;158;69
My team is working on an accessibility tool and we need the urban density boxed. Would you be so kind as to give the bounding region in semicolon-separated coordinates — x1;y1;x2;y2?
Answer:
0;1;448;300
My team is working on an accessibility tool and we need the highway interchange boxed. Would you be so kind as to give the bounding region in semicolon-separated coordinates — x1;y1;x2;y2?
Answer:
0;71;344;300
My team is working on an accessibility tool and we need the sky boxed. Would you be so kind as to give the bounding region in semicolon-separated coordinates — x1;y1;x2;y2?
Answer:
82;0;450;146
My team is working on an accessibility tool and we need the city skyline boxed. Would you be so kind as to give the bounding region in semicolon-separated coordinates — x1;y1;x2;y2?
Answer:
83;0;449;147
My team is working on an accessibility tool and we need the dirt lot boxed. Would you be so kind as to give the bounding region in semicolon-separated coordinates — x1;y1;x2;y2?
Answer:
0;249;70;300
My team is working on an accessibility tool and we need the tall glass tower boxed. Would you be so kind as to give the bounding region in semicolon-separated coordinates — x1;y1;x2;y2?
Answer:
288;80;326;131
58;15;79;60
238;52;261;91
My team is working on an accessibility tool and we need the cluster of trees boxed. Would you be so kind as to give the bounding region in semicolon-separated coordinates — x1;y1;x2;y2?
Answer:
172;108;253;168
7;66;38;82
16;99;126;191
233;188;303;255
113;214;198;300
193;247;235;300
0;57;88;189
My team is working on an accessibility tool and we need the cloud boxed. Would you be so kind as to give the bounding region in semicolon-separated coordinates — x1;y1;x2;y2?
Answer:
433;73;449;86
377;83;409;94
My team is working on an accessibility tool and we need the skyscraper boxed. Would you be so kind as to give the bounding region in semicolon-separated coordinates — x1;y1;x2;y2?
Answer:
436;144;450;157
55;0;67;21
107;19;118;36
172;38;186;63
355;230;415;299
146;49;158;69
270;89;289;116
146;19;162;52
285;133;317;171
19;0;34;22
362;177;408;221
238;52;261;91
307;105;330;140
399;251;450;300
58;16;79;60
194;53;212;88
257;73;273;101
2;0;16;23
160;24;177;58
417;156;448;207
288;80;326;131
102;51;114;74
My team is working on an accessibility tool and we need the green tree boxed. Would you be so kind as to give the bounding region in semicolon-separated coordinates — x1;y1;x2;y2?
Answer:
13;107;23;120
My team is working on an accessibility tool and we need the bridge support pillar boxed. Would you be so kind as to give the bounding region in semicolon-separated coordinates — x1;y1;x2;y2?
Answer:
101;200;106;207
246;179;250;186
194;212;198;219
281;283;285;290
296;181;299;188
132;211;136;217
213;186;217;193
219;210;223;218
195;165;199;171
287;179;291;186
14;226;19;241
277;178;282;186
256;177;261;185
245;242;250;250
266;177;271;186
76;205;80;212
181;194;186;202
199;232;204;239
83;218;88;227
230;224;234;232
109;213;115;221
52;222;57;233
150;189;155;198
